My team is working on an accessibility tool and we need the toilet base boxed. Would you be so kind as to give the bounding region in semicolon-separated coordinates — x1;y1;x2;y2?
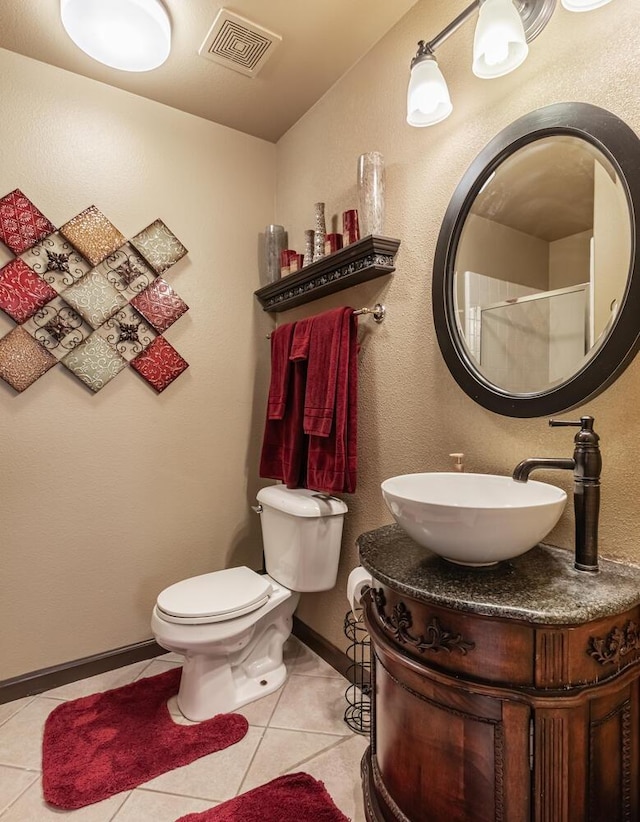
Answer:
177;617;292;721
157;587;300;721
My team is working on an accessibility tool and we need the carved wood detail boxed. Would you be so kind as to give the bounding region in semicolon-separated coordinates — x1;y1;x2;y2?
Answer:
588;620;640;667
372;588;475;655
371;753;412;822
536;629;569;687
589;699;633;821
534;715;569;822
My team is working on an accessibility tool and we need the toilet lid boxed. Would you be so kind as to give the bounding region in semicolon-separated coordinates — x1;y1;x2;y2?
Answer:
156;566;273;621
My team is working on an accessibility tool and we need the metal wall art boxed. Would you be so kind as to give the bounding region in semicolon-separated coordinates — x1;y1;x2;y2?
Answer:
0;190;189;393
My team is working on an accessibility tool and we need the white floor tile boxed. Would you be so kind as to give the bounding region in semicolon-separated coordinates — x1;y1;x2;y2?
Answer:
0;698;60;769
269;674;353;735
42;661;152;701
142;726;264;802
134;660;181;680
112;789;215;821
291;734;369;822
0;642;367;821
0;765;39;815
0;697;35;729
291;644;345;678
240;727;345;792
0;778;129;821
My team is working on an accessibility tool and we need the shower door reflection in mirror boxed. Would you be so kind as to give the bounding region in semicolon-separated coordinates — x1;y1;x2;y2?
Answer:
453;135;631;395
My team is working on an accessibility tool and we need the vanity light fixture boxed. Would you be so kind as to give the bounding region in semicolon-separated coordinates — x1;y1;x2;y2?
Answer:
60;0;171;72
407;0;613;127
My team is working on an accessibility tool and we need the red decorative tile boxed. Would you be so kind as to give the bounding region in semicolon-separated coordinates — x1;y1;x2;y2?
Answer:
130;336;188;392
0;259;57;323
0;189;56;254
130;277;189;333
0;326;57;392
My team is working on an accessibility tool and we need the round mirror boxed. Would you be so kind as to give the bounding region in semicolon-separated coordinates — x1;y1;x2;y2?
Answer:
433;102;640;417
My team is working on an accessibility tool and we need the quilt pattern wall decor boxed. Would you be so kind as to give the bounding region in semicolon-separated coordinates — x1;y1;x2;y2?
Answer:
0;190;189;393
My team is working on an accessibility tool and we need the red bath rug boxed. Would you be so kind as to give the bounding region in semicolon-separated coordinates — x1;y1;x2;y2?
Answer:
175;772;350;821
42;667;248;809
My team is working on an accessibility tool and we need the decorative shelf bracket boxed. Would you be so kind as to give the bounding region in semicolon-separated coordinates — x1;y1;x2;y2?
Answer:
254;234;400;313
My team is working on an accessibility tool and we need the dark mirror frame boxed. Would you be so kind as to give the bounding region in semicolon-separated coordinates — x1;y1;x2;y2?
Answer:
433;102;640;418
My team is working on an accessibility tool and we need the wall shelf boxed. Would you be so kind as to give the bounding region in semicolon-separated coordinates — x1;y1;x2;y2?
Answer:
254;234;400;313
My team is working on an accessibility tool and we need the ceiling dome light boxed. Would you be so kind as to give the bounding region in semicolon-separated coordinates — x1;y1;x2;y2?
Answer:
407;54;453;127
561;0;613;10
60;0;171;72
472;0;528;79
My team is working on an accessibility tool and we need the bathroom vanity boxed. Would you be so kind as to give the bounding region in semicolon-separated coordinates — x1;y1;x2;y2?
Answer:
358;525;640;822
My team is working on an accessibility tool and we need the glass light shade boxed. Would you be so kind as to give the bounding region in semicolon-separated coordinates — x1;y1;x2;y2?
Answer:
407;57;453;127
561;0;613;10
472;0;528;79
60;0;171;72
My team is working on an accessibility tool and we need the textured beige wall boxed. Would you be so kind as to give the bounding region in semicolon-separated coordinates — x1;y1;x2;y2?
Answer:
0;49;275;680
275;0;640;654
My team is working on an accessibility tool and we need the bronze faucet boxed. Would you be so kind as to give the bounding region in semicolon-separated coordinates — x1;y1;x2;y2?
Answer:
512;416;601;572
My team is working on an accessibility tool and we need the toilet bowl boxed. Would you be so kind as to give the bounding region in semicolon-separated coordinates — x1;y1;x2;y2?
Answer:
152;487;347;721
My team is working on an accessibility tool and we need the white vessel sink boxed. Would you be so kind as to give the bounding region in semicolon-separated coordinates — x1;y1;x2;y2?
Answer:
381;472;567;566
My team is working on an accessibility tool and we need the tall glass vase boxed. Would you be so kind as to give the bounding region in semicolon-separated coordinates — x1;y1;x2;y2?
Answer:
357;152;385;237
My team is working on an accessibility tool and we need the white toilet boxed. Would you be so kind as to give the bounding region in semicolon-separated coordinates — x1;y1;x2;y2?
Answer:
151;486;347;721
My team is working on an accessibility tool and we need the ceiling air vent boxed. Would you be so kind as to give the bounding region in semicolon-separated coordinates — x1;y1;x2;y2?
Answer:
198;9;282;77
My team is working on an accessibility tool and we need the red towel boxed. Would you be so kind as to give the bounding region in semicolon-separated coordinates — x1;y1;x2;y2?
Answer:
303;308;347;437
266;323;295;420
260;321;307;487
290;317;313;362
306;308;358;494
259;309;358;493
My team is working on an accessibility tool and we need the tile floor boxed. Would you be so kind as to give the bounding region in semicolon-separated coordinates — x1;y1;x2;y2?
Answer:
0;638;368;821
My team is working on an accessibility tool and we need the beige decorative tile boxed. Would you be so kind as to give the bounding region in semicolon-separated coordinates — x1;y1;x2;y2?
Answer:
95;304;157;362
142;726;264;802
0;326;57;393
62;269;127;329
62;333;127;393
94;243;156;300
0;764;39;815
20;231;92;294
269;674;352;735
59;206;126;267
240;727;345;792
288;734;369;822
22;295;91;361
131;219;188;274
1;778;129;821
112;789;216;821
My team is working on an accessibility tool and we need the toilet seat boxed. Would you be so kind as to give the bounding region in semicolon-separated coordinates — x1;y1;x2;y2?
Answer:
156;566;273;625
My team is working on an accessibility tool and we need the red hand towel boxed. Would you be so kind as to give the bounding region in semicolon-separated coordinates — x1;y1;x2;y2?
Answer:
260;320;307;488
303;307;352;437
290;317;313;362
266;323;295;420
306;309;358;493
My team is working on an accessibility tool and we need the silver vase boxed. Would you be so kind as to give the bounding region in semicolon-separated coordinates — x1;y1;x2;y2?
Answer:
303;229;315;267
264;224;287;283
357;152;385;237
313;202;326;262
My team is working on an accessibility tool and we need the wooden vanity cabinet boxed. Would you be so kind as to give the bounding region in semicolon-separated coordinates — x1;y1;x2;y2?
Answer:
362;583;640;822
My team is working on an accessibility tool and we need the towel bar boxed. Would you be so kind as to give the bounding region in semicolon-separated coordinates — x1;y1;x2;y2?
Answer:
266;303;385;339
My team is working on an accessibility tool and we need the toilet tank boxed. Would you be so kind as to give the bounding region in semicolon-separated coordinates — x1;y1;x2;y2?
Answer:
256;486;347;592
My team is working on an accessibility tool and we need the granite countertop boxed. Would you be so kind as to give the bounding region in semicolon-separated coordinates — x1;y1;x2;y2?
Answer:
358;524;640;625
